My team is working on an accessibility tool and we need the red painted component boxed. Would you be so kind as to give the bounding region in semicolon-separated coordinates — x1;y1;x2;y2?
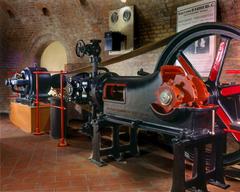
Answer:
154;66;210;114
216;107;240;142
221;86;240;96
224;129;240;135
103;83;127;99
177;54;196;76
176;54;210;102
160;65;185;82
226;70;240;74
58;71;68;147
58;138;68;147
33;70;68;146
33;71;67;74
33;73;44;135
209;41;226;81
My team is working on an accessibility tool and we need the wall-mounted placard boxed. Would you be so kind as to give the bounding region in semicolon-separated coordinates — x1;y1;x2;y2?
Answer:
177;0;217;77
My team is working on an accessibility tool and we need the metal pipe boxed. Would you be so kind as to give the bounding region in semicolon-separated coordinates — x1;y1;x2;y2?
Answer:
58;71;68;147
34;73;43;135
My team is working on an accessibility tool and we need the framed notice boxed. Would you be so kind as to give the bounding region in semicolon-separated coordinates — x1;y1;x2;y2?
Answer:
177;0;217;77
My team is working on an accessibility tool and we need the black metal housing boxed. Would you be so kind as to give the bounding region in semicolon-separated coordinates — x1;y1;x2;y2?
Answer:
5;67;66;105
5;67;51;103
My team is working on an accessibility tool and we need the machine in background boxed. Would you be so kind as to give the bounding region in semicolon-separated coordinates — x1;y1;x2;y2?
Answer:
5;66;66;105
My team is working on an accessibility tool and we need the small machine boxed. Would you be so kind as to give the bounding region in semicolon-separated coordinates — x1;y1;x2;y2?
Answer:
5;66;65;105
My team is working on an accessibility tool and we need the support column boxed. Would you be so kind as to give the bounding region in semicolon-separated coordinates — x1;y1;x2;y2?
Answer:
90;119;105;166
171;140;186;192
130;123;139;156
112;125;121;160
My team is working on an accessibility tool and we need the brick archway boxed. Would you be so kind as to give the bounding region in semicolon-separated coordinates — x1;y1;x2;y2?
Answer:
23;33;71;68
40;41;68;71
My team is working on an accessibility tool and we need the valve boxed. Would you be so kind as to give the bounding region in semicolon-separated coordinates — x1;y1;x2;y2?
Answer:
76;39;101;58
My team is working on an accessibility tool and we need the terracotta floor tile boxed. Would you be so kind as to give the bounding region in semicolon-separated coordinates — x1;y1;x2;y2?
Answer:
88;184;122;191
1;115;239;192
1;182;37;191
56;186;88;192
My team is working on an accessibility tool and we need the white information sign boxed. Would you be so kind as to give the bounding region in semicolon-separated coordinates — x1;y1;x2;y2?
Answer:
177;0;217;77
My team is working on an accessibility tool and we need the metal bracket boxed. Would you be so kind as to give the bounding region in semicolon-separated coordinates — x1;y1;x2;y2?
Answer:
171;133;229;192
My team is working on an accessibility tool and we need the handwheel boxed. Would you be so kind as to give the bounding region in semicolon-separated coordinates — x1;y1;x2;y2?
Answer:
156;22;240;166
76;40;86;57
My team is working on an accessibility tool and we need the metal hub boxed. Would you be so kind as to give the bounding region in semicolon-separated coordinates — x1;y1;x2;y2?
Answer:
66;83;74;96
159;89;173;106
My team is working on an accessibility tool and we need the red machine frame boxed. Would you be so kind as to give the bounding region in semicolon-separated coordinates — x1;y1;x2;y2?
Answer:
33;70;68;147
222;70;240;139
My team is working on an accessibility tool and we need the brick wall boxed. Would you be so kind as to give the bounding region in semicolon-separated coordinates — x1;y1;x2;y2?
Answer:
218;0;240;83
0;0;240;113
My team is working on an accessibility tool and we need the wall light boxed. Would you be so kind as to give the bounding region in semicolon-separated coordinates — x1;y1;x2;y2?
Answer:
121;0;127;3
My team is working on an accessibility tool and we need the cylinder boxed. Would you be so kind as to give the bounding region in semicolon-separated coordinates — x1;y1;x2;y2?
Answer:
49;97;68;139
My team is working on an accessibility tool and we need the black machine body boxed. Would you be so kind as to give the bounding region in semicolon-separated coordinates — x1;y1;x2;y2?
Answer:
5;66;66;105
68;23;240;141
6;23;240;191
5;67;51;104
66;24;240;191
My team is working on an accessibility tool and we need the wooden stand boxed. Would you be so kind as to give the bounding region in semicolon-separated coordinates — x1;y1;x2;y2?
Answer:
9;102;50;133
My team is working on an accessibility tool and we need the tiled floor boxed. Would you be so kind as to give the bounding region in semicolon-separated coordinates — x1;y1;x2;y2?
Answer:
0;114;239;192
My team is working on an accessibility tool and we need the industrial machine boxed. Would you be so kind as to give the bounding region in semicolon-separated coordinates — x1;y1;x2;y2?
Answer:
66;23;240;191
5;66;65;105
5;23;240;192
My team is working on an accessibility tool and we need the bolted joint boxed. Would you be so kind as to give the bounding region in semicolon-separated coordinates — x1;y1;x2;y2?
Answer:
159;89;173;106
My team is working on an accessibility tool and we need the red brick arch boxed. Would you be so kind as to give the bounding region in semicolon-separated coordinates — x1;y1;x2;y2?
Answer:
23;33;71;68
0;1;17;18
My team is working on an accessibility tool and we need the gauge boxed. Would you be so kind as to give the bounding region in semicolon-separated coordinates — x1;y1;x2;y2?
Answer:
66;83;74;96
123;10;131;22
111;12;118;23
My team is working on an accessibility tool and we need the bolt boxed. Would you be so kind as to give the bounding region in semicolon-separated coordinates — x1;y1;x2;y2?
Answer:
159;89;173;106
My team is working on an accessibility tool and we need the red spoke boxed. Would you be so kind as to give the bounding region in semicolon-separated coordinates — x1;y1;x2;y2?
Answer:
216;107;240;141
221;85;240;96
226;70;240;74
177;51;200;78
209;38;230;82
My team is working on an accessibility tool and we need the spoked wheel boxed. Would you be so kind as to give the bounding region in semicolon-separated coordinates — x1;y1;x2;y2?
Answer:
156;22;240;166
76;40;86;57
